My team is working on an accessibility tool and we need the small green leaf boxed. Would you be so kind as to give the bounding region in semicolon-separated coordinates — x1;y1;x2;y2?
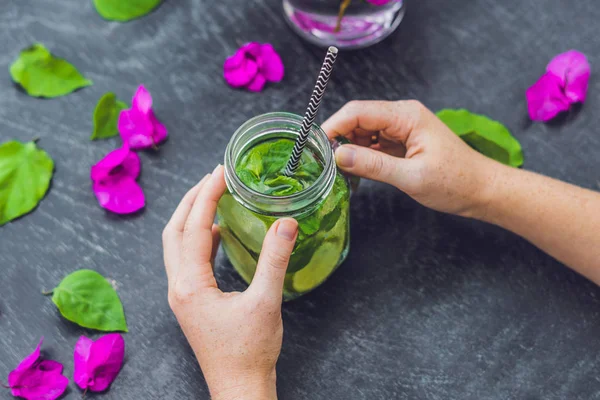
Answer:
264;176;303;196
10;43;93;98
0;141;54;226
93;0;162;21
50;269;128;332
436;108;524;167
91;92;128;140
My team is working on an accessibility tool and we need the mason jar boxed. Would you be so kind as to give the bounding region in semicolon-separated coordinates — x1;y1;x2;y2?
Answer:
283;0;406;49
218;112;351;301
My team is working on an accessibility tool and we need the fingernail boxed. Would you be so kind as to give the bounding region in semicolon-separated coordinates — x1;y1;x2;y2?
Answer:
335;146;356;168
276;219;298;241
212;164;222;173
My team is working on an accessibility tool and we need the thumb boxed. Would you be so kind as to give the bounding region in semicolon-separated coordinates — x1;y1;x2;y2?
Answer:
248;218;298;301
335;144;411;189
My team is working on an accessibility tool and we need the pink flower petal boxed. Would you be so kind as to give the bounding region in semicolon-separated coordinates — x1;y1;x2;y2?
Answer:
526;72;571;122
224;58;259;88
90;145;141;182
149;111;168;145
132;85;153;114
74;334;125;392
93;176;145;214
118;108;155;149
547;50;591;103
247;73;267;92
259;44;284;82
7;338;69;400
223;48;246;71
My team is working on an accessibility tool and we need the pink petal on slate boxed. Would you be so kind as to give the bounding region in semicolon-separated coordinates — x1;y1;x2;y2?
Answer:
7;338;69;400
223;48;246;71
547;50;591;103
74;334;125;392
149;111;168;144
526;72;571;122
259;44;284;82
223;57;259;87
93;176;145;214
118;108;155;149
132;85;153;114
90;145;141;182
247;73;267;92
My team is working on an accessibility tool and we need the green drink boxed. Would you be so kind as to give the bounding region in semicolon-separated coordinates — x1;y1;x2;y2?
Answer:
218;113;351;300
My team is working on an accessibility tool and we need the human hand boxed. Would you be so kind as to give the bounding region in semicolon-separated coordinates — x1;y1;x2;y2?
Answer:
323;100;500;218
162;165;298;400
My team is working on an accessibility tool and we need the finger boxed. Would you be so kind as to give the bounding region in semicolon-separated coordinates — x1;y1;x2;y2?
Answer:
163;175;211;281
334;144;416;190
179;165;227;290
322;100;422;144
210;224;221;265
247;218;298;302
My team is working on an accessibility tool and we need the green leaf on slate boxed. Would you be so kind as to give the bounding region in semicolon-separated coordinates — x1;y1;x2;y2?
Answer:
93;0;162;21
436;108;524;167
91;92;128;140
10;43;93;98
50;269;128;332
0;141;54;226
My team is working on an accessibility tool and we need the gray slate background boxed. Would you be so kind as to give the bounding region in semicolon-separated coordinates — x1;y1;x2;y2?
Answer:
1;0;600;399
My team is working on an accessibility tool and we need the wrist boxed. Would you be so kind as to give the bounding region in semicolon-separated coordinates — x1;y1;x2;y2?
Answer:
209;370;277;400
463;158;511;221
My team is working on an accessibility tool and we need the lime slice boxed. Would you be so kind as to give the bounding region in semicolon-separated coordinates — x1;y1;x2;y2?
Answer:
289;237;345;294
220;227;257;284
218;193;268;254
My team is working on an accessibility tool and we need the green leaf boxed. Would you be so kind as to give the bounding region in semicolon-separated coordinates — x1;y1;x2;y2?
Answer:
91;92;128;140
10;43;93;98
436;108;524;167
93;0;162;21
50;269;128;332
0;141;54;226
264;176;303;196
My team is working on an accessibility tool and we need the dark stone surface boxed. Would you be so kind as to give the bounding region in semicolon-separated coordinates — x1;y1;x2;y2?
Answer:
1;0;600;399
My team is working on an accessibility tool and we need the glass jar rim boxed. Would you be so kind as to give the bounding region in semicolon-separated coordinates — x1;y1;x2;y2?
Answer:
224;112;336;217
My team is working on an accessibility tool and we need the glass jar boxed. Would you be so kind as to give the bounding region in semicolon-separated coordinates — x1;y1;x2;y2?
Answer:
218;112;351;301
283;0;406;50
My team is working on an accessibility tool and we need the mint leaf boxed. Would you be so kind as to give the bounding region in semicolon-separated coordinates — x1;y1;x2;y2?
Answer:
91;92;128;140
10;43;92;98
264;176;303;196
0;141;54;226
50;269;128;332
436;108;524;167
93;0;162;21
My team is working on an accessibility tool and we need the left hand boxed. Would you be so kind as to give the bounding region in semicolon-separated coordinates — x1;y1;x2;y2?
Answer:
162;165;298;400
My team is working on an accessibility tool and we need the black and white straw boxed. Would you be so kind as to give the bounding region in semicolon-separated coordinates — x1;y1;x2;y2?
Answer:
284;46;338;176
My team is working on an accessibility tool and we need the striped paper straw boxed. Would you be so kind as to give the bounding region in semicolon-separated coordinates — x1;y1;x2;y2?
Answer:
284;46;338;176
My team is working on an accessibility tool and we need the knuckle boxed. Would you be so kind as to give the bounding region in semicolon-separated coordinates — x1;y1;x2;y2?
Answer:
342;100;362;115
265;250;290;270
365;154;386;177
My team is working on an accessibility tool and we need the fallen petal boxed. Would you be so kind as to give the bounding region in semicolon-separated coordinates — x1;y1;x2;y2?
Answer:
132;84;153;114
247;73;267;92
73;334;125;392
73;336;94;390
547;50;591;103
259;44;285;82
149;111;168;145
526;72;571;122
90;145;141;181
118;108;156;149
224;58;259;88
93;176;145;214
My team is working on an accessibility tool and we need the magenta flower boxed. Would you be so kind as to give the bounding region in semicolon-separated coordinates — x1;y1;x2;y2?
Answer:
526;50;591;122
223;43;284;92
74;334;125;393
546;50;591;103
118;85;168;149
6;338;69;400
90;144;145;214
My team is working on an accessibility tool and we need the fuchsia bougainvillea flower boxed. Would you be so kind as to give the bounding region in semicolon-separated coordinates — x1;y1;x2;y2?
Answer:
6;338;69;400
73;334;125;393
526;50;591;122
118;85;168;149
223;43;284;92
90;144;145;214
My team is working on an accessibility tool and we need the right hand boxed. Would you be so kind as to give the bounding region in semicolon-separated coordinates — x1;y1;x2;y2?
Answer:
322;100;500;218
